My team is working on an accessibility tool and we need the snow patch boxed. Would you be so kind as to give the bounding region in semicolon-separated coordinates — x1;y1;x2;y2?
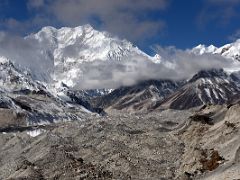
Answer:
27;129;46;137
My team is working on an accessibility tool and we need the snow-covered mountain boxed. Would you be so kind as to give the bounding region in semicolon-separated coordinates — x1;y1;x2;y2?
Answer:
0;56;97;125
0;56;42;92
215;40;240;62
154;69;240;110
27;24;159;89
90;68;240;111
191;40;240;62
191;44;218;55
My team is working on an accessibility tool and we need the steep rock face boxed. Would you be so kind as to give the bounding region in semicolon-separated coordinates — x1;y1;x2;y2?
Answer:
91;80;183;112
155;69;240;110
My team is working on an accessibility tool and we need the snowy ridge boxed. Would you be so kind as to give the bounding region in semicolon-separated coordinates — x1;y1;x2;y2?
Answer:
189;69;239;104
191;44;217;55
191;39;240;62
156;69;240;110
0;56;40;92
0;56;95;125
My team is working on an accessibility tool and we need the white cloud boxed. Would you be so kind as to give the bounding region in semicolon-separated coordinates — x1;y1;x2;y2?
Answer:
25;0;169;41
197;0;240;28
0;32;54;81
27;0;45;9
72;46;234;89
229;29;240;41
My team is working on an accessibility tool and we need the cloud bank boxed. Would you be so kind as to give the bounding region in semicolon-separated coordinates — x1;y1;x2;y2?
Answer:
229;29;240;41
197;0;240;28
0;32;237;90
0;32;54;81
73;46;234;89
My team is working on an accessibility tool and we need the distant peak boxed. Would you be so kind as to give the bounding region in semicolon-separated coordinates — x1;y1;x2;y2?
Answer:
191;44;217;55
208;44;216;48
195;44;205;49
189;68;227;82
43;24;94;32
82;24;93;30
40;26;57;32
151;54;161;63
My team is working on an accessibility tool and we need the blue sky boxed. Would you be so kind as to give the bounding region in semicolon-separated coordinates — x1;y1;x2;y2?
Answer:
0;0;240;55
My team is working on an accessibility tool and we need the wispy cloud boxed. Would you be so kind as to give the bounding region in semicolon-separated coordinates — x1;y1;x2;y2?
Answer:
1;17;48;35
0;32;54;81
228;29;240;41
0;0;170;42
24;0;169;42
27;0;45;9
197;0;240;28
73;46;234;89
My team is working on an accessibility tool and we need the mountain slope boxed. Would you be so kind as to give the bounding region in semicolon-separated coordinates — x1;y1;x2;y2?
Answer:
0;56;97;125
154;69;240;110
91;80;183;112
0;56;42;92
